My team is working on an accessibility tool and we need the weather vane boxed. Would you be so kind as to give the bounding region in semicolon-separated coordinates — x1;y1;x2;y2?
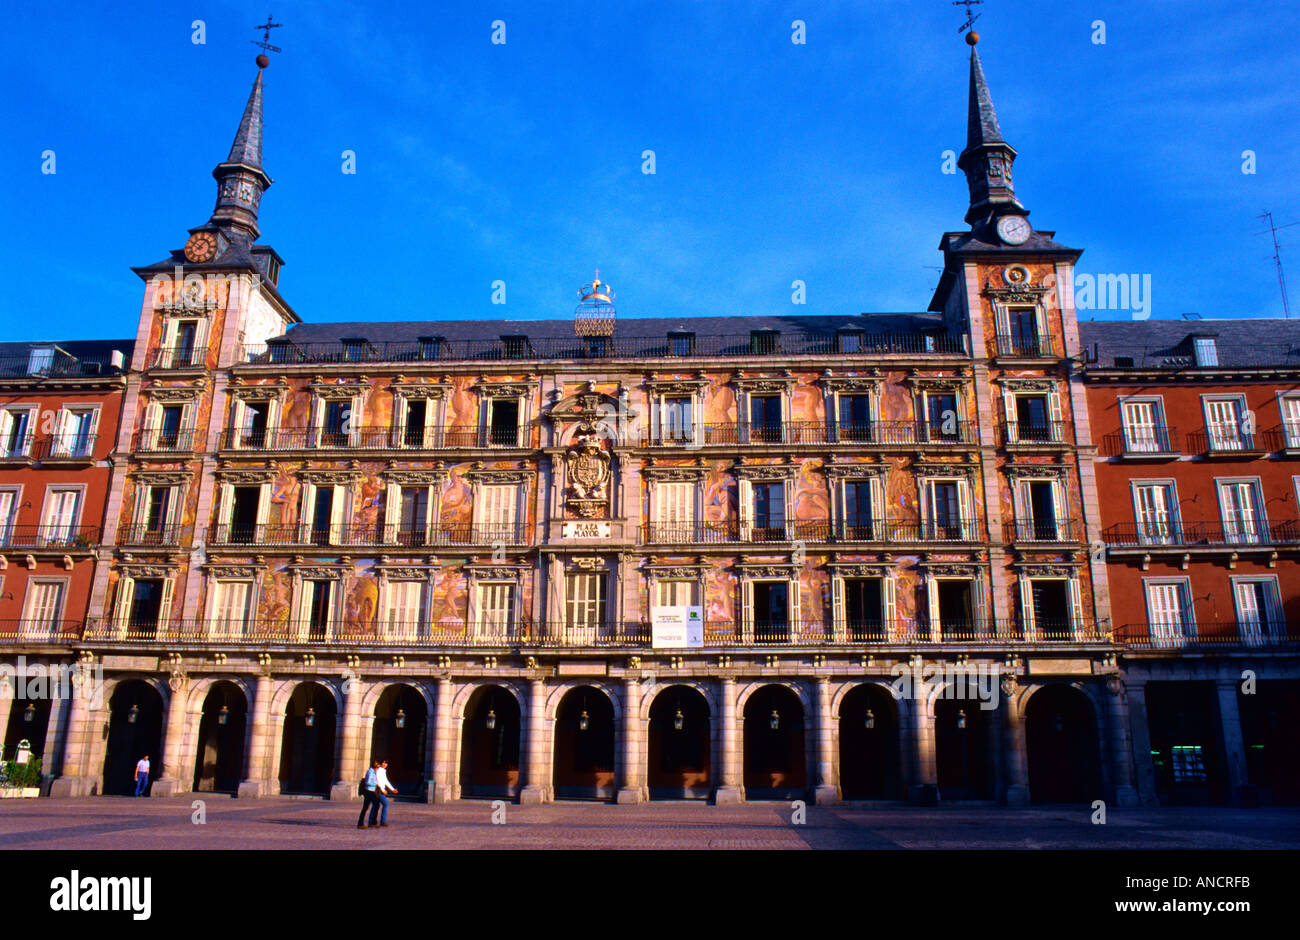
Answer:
953;0;983;34
251;14;283;59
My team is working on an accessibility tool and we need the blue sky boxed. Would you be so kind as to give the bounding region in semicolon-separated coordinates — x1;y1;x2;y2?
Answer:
0;0;1297;342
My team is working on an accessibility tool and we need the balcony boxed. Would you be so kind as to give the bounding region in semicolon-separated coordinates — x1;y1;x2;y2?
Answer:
638;519;979;545
1185;428;1268;458
73;616;1107;649
34;433;98;462
206;522;530;548
151;345;205;370
0;525;100;551
133;427;200;454
119;524;184;547
636;420;974;448
0;434;34;461
1114;621;1300;650
218;424;536;452
1104;520;1300;549
238;330;967;367
0;620;87;644
1004;519;1083;544
995;334;1056;359
1003;420;1065;446
1102;426;1180;458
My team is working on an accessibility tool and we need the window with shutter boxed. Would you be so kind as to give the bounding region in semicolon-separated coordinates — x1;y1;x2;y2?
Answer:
1217;480;1263;544
1282;397;1300;448
23;581;64;637
43;488;81;545
1;408;33;457
655;580;698;608
1122;400;1161;452
1204;399;1244;450
385;580;426;639
0;489;16;546
654;481;694;541
565;572;607;640
1134;483;1175;544
478;484;519;542
211;581;253;638
1146;581;1190;646
477;582;515;636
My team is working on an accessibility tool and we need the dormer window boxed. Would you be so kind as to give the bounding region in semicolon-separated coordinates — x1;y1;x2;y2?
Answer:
668;331;696;357
750;329;780;356
585;336;608;358
1193;335;1219;367
501;334;529;360
26;346;55;376
341;338;370;363
417;336;443;361
835;329;864;354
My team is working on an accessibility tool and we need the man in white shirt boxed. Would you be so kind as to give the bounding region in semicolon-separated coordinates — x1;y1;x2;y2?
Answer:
372;759;398;827
133;755;150;797
357;759;381;829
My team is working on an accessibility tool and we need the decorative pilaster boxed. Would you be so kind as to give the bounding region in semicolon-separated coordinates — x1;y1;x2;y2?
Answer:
1123;683;1160;807
1216;680;1250;806
151;684;191;797
617;675;644;803
714;676;743;804
1104;677;1140;806
519;678;550;804
330;678;365;801
238;674;274;798
429;676;455;803
49;688;94;798
908;694;939;804
1001;680;1030;806
813;676;838;804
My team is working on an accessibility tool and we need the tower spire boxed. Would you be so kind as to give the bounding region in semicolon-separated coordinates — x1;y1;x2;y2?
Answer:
956;32;1026;234
209;63;273;240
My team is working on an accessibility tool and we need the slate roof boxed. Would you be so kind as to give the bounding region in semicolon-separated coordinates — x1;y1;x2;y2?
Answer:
1080;318;1300;369
0;338;135;378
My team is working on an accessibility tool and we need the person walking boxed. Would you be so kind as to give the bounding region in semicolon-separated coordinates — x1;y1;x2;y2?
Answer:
133;755;150;797
357;759;381;829
371;758;398;827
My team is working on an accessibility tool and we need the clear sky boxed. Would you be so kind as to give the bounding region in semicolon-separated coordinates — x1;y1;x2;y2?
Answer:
1;0;1297;342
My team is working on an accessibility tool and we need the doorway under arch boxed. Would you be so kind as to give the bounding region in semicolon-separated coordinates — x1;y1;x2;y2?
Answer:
839;684;903;800
460;685;521;799
102;680;164;796
648;685;711;800
553;686;616;801
192;681;248;794
278;683;337;796
1025;685;1101;803
743;685;806;799
370;684;428;799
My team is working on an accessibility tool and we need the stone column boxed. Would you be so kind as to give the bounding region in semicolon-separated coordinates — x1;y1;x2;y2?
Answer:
519;678;549;804
1104;677;1140;806
151;685;193;797
908;691;938;804
49;675;96;797
1124;683;1160;807
617;675;644;803
0;691;11;760
714;676;743;804
330;678;365;801
429;676;455;802
238;674;274;798
1001;683;1030;806
1216;680;1249;806
813;676;838;804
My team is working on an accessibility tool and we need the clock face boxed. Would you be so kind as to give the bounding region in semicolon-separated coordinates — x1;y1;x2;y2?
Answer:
184;231;218;263
997;215;1032;246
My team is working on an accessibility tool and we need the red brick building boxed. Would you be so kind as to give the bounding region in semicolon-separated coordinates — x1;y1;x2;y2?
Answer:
0;339;132;759
1082;319;1300;805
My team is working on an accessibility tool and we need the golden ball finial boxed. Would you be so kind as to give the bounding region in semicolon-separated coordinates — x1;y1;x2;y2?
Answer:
965;31;979;46
256;53;270;68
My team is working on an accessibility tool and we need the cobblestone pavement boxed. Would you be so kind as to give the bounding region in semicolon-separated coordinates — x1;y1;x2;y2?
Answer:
2;798;1300;849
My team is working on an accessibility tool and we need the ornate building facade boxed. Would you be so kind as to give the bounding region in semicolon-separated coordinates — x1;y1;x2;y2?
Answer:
4;35;1293;808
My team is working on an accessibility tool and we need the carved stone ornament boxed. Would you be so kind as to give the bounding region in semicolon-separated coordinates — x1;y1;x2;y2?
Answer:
996;377;1057;392
148;385;205;403
230;379;288;401
568;556;605;571
822;463;884;480
299;468;364;484
1008;465;1067;480
566;434;611;518
390;378;450;400
645;378;707;396
734;377;795;393
117;564;175;578
733;463;798;481
215;468;277;484
922;563;983;577
643;466;707;481
467;564;525;581
203;565;259;579
383;469;447;486
131;470;193;485
379;566;436;581
467;469;533;484
1016;564;1078;577
308;377;366;400
476;381;532;399
831;564;894;578
820;375;882;393
741;565;797;579
645;566;706;580
293;566;348;580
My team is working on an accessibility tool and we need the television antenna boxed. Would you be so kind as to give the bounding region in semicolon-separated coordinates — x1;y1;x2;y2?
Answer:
1255;211;1296;319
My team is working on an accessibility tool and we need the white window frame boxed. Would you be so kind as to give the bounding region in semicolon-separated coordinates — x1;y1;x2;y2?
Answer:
383;481;439;545
298;480;351;545
832;474;885;541
830;389;879;443
206;578;257;639
919;476;974;541
141;398;195;451
0;405;37;458
214;479;273;542
52;405;100;458
1202;395;1248;451
291;574;341;642
133;481;183;541
229;395;282;450
472;579;517;638
739;572;800;643
1003;388;1063;444
648;478;698;541
159;315;210;368
1120;396;1169;454
21;578;67;638
392;392;442;450
380;576;429;641
924;571;987;641
40;484;85;545
1277;392;1300;448
564;570;608;643
830;571;896;642
472;481;524;544
918;387;965;442
1018;576;1084;641
651;391;702;446
0;486;20;546
738;476;793;542
480;394;529;448
111;572;176;633
1012;476;1066;541
1131;479;1180;545
1143;578;1194;647
1230;575;1282;645
1215;477;1266;545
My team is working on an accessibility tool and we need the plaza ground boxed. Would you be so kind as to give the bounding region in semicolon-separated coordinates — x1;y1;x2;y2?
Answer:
1;798;1298;850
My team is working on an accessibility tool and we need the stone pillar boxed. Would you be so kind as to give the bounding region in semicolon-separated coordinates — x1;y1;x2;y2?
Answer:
617;675;644;803
813;676;838;804
430;676;455;803
238;674;274;798
1216;680;1250;806
519;678;549;804
330;679;365;801
714;676;743;804
0;692;11;759
50;678;95;797
908;692;938;804
1001;683;1030;806
1124;683;1160;807
151;686;192;797
1104;677;1140;806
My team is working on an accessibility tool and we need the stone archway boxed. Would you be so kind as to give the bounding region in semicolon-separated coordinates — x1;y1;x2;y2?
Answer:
5;695;52;759
743;684;807;799
1024;684;1101;803
102;679;165;796
460;684;521;799
370;684;429;798
192;680;249;794
647;685;711;800
552;685;616;801
935;695;996;800
839;683;903;800
278;682;337;796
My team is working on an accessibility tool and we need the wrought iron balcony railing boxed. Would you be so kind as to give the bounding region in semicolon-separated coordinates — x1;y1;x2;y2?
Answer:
638;519;980;545
1114;621;1300;650
1185;428;1269;455
0;525;100;550
151;345;206;370
72;616;1106;648
637;420;974;447
119;524;184;546
33;433;98;460
0;434;34;459
133;427;200;453
1004;520;1083;544
218;424;536;451
206;522;530;548
1104;520;1300;548
1102;425;1180;457
0;620;89;643
238;331;967;367
995;333;1056;358
1003;420;1066;445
